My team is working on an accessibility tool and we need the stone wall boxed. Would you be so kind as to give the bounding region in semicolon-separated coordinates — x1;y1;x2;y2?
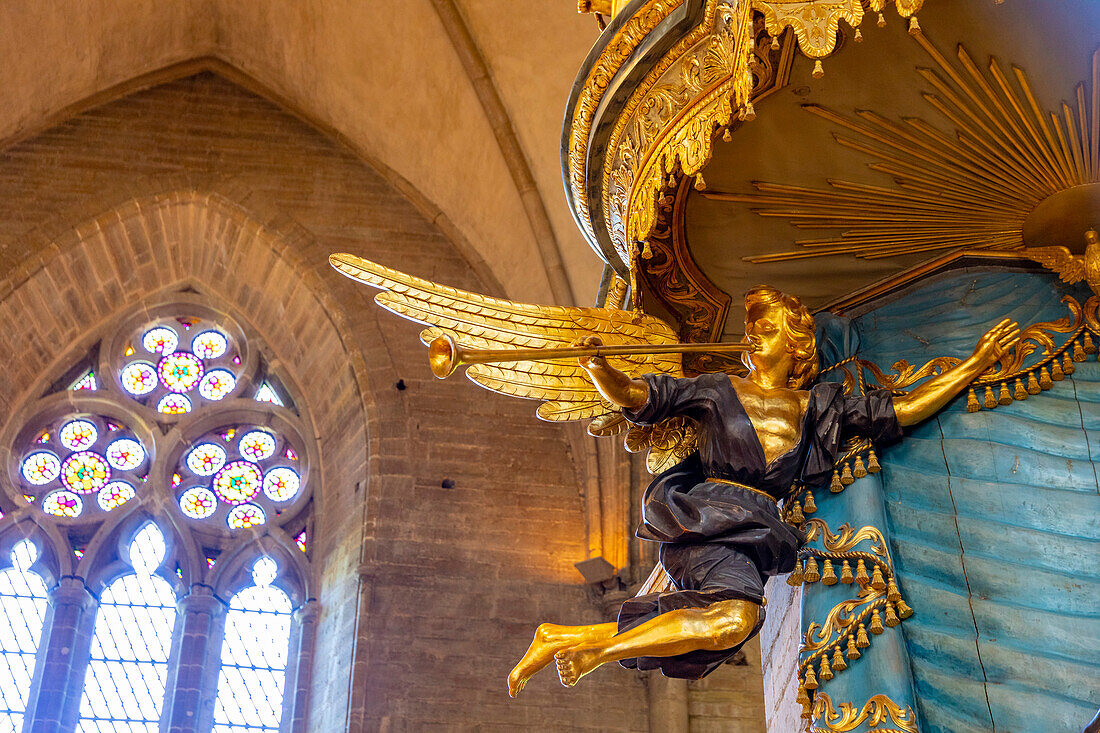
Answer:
0;72;765;731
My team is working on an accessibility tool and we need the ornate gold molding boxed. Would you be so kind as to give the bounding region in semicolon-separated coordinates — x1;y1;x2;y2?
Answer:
811;692;919;733
756;0;923;60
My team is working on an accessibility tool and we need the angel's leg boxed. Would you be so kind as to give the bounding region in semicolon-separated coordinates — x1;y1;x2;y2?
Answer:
554;599;758;687
508;621;617;697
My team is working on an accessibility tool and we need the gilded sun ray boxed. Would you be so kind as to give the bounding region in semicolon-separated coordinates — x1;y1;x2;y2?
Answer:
704;36;1100;262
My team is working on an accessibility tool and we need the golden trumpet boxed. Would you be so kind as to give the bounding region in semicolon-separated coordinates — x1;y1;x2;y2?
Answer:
427;332;752;379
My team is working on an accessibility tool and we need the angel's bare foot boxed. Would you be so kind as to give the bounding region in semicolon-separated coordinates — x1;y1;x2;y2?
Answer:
554;644;606;688
508;623;614;697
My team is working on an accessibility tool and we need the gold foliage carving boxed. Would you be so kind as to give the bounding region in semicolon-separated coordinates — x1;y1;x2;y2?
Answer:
811;692;919;733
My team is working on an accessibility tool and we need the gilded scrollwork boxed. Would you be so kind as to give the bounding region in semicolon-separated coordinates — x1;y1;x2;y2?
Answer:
811;692;919;733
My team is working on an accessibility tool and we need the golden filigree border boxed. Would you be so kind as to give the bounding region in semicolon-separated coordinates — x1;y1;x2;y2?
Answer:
811;691;919;733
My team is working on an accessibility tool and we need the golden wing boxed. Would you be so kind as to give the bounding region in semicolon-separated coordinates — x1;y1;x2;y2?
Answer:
1021;246;1086;283
329;253;690;442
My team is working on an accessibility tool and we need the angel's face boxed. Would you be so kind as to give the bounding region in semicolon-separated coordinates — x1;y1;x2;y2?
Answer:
745;302;793;375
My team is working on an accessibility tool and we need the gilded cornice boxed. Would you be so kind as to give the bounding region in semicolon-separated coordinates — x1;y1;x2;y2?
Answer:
564;0;930;289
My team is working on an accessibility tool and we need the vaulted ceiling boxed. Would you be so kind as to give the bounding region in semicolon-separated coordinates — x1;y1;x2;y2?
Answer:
0;1;606;306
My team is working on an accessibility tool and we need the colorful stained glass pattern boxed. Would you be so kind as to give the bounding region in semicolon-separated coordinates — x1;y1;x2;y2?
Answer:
212;557;291;732
179;487;218;520
192;330;228;359
262;468;300;502
105;439;145;471
142;326;178;356
239;431;276;462
61;452;110;494
0;540;49;732
59;420;98;451
294;530;307;553
199;369;236;401
43;490;82;518
157;353;204;393
121;362;158;396
226;504;265;530
157;394;192;415
77;524;175;733
98;482;136;512
213;462;262;505
71;371;98;391
254;383;283;406
187;443;226;476
21;452;60;485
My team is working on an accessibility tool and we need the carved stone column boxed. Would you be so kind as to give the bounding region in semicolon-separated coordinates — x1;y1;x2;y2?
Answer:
162;585;226;733
24;577;97;733
283;599;320;733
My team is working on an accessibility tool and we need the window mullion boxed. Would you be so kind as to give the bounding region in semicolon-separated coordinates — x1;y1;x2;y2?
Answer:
281;599;319;733
23;577;97;733
161;584;227;733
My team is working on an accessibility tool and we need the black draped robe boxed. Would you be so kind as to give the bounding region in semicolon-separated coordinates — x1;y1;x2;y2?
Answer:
618;372;901;679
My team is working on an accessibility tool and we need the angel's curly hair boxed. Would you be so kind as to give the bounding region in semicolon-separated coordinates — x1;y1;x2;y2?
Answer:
742;285;819;389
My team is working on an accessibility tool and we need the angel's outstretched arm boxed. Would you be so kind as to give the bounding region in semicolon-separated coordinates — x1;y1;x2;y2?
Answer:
892;318;1021;426
575;336;649;410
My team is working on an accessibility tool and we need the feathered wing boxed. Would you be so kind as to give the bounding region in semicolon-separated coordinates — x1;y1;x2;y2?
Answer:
330;253;691;438
1022;246;1085;283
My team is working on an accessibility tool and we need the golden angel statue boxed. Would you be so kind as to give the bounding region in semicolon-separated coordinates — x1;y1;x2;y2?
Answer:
329;253;1020;696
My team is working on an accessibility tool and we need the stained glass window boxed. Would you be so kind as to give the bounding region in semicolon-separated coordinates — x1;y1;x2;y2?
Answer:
0;540;48;731
2;301;313;731
213;558;292;733
77;524;176;733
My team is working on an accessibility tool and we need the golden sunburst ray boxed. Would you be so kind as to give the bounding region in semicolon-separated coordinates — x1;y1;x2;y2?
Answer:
704;36;1100;262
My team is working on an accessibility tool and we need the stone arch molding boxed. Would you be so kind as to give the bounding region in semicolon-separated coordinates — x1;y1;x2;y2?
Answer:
0;190;403;586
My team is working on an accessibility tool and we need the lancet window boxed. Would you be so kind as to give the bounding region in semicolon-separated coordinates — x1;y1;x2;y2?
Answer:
0;295;316;733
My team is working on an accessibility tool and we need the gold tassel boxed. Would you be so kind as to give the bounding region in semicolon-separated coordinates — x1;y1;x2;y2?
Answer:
870;564;886;591
804;665;818;690
886;576;901;603
812;59;825;79
788;501;804;524
822;559;837;586
908;15;920;34
896;599;914;619
803;489;816;514
855;559;870;586
846;634;861;660
867;448;880;473
788;558;804;586
855;623;870;648
830;469;843;493
819;654;833;681
840;560;854;584
1013;379;1027;401
1063;351;1075;375
853;455;867;478
885;602;900;627
1073;339;1085;362
840;462;854;485
1040;366;1054;388
966;387;980;412
1052;359;1065;380
801;697;814;721
1027;371;1040;395
983;385;997;408
1083;332;1096;354
804;556;821;583
998;382;1012;406
796;683;809;706
869;609;884;635
832;645;847;671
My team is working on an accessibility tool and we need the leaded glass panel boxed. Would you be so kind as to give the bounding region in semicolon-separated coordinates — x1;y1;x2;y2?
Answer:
0;540;48;732
213;558;292;733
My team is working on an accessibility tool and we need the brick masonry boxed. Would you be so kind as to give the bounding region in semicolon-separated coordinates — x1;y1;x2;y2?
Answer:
0;73;767;731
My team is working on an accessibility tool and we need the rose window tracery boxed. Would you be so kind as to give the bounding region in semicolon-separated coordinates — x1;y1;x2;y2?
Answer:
2;300;312;540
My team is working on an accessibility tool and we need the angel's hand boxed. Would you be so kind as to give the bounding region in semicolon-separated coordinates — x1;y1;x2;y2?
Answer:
972;318;1021;367
572;335;606;371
